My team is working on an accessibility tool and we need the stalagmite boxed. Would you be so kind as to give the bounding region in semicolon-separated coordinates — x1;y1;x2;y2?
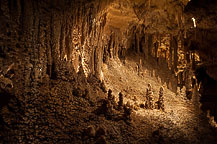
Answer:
123;104;132;123
1;0;217;143
156;87;165;111
118;92;124;110
108;89;116;107
145;83;154;109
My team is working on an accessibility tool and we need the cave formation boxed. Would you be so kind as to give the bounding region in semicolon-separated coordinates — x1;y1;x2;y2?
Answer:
0;0;217;143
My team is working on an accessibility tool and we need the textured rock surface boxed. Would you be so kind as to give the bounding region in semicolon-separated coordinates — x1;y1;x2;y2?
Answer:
0;0;217;143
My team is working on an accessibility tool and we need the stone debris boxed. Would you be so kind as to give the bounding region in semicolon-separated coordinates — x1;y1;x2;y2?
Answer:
96;126;106;137
133;103;139;111
0;63;14;93
95;135;107;144
84;125;96;137
2;63;14;76
0;75;13;90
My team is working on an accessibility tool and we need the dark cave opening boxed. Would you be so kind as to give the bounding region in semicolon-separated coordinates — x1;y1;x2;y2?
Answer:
195;67;217;121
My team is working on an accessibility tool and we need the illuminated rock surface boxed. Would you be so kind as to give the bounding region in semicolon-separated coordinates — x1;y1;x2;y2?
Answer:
0;0;217;143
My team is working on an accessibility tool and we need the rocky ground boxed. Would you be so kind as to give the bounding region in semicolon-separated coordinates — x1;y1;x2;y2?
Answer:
102;53;217;144
0;54;217;144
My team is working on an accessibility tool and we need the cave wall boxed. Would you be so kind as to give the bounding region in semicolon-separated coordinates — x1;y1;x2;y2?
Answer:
1;1;217;141
0;0;194;88
0;0;201;96
184;0;217;81
0;0;118;88
184;0;217;120
1;0;216;111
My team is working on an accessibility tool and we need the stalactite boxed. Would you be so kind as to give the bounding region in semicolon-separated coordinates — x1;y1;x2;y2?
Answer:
148;34;153;58
140;35;145;54
32;1;39;62
46;15;52;77
144;33;149;60
179;71;184;88
46;36;52;77
134;33;137;52
38;20;47;79
50;14;55;79
68;25;74;61
164;50;167;60
90;46;95;75
65;25;70;61
192;52;196;70
173;36;178;71
159;35;162;46
59;24;65;60
186;52;190;63
94;44;102;79
154;39;158;58
148;0;151;8
109;34;114;58
169;35;173;69
114;36;118;58
136;33;140;53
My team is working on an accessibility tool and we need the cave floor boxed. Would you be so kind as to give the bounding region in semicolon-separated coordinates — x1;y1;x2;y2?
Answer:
0;56;217;143
102;56;217;143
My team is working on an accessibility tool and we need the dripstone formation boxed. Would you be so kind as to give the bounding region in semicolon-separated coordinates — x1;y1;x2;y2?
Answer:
1;0;217;143
145;84;154;109
156;86;165;111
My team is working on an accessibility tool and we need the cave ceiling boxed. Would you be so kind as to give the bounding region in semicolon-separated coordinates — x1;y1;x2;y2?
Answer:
102;0;217;81
102;0;191;35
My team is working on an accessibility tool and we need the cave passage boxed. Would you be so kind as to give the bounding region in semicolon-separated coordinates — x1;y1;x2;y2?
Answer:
0;0;217;143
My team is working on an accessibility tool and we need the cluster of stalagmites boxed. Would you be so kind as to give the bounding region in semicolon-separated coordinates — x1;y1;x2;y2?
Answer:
145;84;165;111
96;83;165;125
95;89;132;123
